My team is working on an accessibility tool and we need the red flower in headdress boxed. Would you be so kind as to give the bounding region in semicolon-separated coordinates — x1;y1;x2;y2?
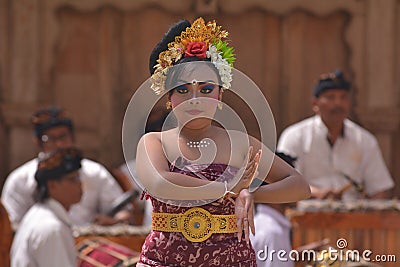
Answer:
185;42;207;58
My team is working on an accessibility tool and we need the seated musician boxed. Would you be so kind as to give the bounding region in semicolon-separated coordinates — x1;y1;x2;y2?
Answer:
250;152;297;267
11;147;83;267
118;107;169;227
1;107;132;229
277;69;394;200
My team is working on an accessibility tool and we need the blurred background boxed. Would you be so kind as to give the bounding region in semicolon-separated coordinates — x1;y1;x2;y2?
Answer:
0;0;399;197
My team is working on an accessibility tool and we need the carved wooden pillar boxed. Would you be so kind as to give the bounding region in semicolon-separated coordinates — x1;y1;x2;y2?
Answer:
358;0;399;173
3;0;40;171
282;11;307;125
0;0;9;183
97;8;122;166
365;0;396;108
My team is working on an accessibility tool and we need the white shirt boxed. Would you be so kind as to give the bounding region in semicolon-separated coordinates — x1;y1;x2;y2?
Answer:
250;205;294;267
119;160;152;227
2;158;124;229
11;199;76;267
278;115;394;199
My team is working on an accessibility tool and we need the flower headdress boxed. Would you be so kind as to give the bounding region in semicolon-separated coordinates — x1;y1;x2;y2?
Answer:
151;18;235;95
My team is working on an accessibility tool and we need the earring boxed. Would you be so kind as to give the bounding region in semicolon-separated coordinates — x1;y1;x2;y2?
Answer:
166;101;172;110
217;102;223;110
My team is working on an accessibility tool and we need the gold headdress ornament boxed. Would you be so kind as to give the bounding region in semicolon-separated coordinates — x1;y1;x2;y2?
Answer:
151;18;236;95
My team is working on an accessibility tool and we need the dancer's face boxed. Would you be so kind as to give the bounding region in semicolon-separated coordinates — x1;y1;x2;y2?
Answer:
169;63;221;129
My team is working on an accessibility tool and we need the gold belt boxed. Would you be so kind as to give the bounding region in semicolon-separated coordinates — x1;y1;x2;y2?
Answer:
152;207;237;242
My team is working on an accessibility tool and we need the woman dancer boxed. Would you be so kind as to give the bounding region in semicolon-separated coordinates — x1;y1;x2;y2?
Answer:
135;18;310;266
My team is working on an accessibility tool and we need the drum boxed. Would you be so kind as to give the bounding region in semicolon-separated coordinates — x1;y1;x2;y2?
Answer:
74;224;150;253
76;237;140;267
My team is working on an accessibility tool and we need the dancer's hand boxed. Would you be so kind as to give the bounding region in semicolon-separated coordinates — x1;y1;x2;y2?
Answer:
235;188;255;243
231;147;262;194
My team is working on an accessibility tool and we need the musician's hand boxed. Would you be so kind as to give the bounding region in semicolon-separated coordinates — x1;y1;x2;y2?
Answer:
231;147;262;194
94;210;131;226
311;186;342;200
93;214;119;226
235;189;255;243
326;191;343;200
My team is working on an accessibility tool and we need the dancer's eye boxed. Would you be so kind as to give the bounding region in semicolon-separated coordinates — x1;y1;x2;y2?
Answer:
175;86;189;94
199;83;217;94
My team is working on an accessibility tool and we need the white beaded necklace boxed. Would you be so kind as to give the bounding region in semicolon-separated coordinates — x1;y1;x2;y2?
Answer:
186;140;210;148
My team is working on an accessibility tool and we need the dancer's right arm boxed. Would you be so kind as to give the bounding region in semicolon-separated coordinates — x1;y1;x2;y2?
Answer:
136;133;227;200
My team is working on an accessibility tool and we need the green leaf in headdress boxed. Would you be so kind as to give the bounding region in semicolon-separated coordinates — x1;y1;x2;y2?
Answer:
214;40;236;66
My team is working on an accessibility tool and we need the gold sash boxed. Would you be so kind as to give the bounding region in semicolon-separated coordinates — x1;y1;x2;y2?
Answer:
152;207;237;242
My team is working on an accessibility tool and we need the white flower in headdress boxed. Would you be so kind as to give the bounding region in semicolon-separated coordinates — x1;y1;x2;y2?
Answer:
207;45;233;89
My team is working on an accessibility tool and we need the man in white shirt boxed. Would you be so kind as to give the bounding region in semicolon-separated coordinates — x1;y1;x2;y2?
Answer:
250;152;296;267
278;70;394;200
251;204;293;267
2;107;131;229
11;147;83;267
119;160;152;227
